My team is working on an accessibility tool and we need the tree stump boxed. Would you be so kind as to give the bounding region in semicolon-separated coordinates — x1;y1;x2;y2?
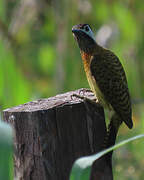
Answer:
3;88;113;180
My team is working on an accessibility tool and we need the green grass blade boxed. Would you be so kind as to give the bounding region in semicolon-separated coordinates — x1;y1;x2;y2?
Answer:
0;121;13;180
70;134;144;180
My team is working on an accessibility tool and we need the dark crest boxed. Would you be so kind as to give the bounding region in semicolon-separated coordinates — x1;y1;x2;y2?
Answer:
78;24;92;30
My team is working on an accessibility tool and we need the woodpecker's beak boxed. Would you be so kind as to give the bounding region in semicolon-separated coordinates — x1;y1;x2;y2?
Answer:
72;25;80;32
72;26;80;41
72;26;84;42
72;26;81;36
72;28;79;33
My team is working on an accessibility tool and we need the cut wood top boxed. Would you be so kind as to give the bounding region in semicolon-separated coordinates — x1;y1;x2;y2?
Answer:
4;88;95;112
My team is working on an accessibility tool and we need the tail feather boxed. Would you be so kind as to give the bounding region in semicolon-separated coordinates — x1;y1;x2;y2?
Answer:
103;113;122;149
123;117;133;129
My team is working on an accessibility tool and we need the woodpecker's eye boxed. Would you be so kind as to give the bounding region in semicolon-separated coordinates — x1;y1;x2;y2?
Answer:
85;26;89;32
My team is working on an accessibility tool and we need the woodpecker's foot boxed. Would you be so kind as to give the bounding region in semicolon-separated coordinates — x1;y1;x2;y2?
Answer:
79;88;93;96
71;94;100;106
79;89;98;101
71;93;92;101
71;94;86;101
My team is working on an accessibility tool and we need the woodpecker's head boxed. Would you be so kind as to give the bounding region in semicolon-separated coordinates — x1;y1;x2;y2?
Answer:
72;24;96;53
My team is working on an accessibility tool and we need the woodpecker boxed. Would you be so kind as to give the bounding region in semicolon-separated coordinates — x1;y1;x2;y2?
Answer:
72;24;133;133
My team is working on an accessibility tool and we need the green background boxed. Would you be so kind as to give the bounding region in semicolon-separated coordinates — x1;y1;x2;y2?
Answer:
0;0;144;179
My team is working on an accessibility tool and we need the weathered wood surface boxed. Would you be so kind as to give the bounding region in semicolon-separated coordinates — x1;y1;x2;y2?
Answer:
3;88;113;180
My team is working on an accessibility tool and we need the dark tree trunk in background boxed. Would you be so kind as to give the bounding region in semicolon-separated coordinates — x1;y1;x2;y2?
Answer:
3;89;113;180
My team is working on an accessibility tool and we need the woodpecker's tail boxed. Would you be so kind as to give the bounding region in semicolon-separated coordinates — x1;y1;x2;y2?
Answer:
103;113;122;149
123;116;133;129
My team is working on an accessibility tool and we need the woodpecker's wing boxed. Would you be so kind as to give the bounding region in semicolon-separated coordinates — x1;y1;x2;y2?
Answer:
90;50;133;129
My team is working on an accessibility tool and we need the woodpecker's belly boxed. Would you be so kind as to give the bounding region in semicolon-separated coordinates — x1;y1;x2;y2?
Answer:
81;52;112;110
84;65;111;109
86;69;107;106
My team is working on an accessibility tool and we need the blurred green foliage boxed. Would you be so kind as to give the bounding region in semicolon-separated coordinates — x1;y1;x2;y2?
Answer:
0;0;144;179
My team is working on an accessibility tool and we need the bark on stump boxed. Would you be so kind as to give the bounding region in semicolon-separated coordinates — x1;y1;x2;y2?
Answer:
3;88;113;180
